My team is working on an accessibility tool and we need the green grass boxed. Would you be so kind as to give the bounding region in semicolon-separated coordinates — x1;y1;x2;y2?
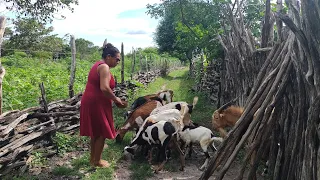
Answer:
52;166;83;177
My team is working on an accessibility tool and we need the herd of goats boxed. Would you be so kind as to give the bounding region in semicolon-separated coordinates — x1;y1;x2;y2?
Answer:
113;88;245;173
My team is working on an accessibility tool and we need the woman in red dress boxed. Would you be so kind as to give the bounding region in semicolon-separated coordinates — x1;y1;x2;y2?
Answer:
80;43;123;168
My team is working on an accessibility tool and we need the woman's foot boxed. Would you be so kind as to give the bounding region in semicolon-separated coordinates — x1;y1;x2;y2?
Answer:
94;159;110;168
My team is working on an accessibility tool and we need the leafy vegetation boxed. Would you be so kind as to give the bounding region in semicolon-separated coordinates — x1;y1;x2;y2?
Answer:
147;0;265;69
2;48;180;112
2;0;79;23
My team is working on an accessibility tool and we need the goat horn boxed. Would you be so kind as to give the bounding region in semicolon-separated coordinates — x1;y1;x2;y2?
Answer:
216;96;239;112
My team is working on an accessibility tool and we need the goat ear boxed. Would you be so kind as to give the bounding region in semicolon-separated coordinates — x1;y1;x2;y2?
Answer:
163;94;167;101
175;104;182;111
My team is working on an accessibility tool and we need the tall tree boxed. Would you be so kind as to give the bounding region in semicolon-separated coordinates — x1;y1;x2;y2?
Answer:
4;18;54;51
75;38;98;59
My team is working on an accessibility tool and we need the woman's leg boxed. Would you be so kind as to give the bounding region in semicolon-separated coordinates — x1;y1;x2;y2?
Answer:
93;136;110;167
90;137;95;166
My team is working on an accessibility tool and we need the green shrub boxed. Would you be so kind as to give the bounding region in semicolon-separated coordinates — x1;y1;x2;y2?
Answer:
14;51;28;57
30;51;52;59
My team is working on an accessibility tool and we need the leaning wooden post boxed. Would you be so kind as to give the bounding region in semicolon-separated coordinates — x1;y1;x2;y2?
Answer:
0;16;6;114
69;35;76;98
121;42;124;84
39;82;49;113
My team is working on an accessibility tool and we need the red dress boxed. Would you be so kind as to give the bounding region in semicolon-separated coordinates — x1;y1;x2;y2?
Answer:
80;61;116;139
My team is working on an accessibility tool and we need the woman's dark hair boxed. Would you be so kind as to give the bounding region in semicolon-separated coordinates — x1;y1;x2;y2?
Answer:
102;43;120;59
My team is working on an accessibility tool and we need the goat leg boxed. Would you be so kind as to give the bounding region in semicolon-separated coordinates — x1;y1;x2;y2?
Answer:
154;160;167;174
188;143;193;158
172;136;185;171
218;128;228;138
199;152;211;171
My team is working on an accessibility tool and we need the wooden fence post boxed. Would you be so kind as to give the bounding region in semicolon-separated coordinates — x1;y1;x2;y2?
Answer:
145;55;149;81
103;38;108;47
0;16;6;114
121;42;124;84
139;51;142;72
131;47;136;80
69;35;76;98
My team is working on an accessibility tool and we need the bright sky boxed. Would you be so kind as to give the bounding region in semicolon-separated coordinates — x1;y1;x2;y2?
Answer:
0;0;161;54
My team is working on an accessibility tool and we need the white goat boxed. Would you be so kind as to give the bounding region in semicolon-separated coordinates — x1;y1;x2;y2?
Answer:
178;125;223;171
150;96;199;125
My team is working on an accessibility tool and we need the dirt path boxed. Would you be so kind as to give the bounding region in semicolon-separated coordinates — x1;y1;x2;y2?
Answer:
115;147;264;180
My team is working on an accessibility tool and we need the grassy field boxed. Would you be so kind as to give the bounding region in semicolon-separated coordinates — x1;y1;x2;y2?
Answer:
6;67;216;180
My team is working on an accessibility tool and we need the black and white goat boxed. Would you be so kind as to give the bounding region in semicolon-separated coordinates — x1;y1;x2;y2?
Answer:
124;108;185;173
178;125;223;171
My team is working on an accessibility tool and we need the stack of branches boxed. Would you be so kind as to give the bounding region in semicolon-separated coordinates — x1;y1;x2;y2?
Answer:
201;0;320;179
217;0;274;106
0;93;82;176
134;70;161;86
0;82;131;175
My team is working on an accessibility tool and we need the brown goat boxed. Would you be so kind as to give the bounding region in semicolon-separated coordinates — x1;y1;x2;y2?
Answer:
116;100;162;142
124;90;174;119
212;103;271;179
212;105;244;138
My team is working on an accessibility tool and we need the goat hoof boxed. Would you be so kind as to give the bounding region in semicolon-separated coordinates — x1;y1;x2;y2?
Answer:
179;167;184;171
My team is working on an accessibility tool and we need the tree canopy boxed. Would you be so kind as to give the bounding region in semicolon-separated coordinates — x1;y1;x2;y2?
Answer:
3;0;79;22
147;0;264;62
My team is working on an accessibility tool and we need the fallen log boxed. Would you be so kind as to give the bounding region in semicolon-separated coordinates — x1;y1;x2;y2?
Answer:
0;107;39;124
0;125;55;158
0;144;33;164
28;111;78;119
0;113;28;137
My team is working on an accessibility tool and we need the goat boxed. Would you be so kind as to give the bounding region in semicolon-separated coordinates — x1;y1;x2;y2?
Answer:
151;96;198;126
212;100;272;179
179;125;223;171
116;100;162;142
212;105;244;138
124;108;186;173
124;89;174;119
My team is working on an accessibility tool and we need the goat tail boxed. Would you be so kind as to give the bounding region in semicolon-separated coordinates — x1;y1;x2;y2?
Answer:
192;96;199;106
210;137;223;151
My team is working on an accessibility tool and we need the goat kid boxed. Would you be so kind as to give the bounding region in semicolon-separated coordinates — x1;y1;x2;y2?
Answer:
179;125;223;171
